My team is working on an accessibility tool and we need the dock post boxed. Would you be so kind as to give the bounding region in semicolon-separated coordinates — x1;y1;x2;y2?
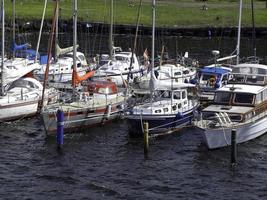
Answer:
231;128;237;165
143;122;149;157
57;109;64;149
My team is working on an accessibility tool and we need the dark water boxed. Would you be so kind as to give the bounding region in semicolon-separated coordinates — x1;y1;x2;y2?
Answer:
1;33;267;199
0;118;267;199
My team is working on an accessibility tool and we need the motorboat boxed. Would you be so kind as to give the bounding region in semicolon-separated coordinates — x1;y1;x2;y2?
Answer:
195;63;267;149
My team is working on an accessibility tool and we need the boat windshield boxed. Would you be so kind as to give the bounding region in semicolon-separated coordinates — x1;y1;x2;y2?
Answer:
214;92;231;104
201;74;216;81
233;93;254;105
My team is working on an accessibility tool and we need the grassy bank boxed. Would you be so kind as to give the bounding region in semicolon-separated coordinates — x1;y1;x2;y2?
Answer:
4;0;267;28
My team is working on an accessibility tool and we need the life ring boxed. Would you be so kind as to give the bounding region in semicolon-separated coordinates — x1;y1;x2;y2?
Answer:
209;77;216;86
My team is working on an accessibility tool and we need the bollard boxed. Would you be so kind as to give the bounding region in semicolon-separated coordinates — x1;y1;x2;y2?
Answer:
143;122;149;157
231;129;237;165
57;109;64;149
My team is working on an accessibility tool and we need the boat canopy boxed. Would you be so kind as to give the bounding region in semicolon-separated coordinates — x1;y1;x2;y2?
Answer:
200;66;231;75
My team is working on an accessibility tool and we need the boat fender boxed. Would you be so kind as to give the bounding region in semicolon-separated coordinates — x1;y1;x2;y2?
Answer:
106;104;112;119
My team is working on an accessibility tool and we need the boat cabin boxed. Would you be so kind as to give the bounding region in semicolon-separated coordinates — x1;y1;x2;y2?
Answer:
202;84;267;123
229;63;267;85
198;66;232;90
155;64;195;82
85;81;118;95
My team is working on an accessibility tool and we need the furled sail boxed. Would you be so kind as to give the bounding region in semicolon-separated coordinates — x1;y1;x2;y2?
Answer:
56;44;79;57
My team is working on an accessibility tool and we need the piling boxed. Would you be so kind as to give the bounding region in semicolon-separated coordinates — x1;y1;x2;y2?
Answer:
56;109;64;149
143;122;149;157
231;129;237;165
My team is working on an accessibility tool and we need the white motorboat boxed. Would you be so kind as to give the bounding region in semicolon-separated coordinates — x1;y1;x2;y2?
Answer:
92;51;146;86
134;63;196;90
195;63;267;149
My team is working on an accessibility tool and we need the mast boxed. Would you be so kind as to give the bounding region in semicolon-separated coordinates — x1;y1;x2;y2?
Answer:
149;0;156;98
109;0;113;59
54;0;59;62
72;0;77;88
12;0;15;58
236;0;242;64
35;0;48;62
152;0;155;72
251;0;256;60
128;0;142;82
1;0;5;96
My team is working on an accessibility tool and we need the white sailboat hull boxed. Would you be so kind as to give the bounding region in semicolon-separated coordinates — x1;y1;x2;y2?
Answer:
202;116;267;149
0;100;39;121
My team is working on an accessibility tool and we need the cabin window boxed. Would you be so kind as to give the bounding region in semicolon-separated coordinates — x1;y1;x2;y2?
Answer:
202;74;214;81
233;93;254;105
182;91;186;99
163;108;169;112
247;75;258;83
173;91;181;99
222;75;228;81
178;103;182;109
161;91;171;98
255;93;262;104
233;74;245;82
172;105;177;111
174;72;181;76
263;89;267;100
155;109;162;113
183;70;189;75
214;92;231;103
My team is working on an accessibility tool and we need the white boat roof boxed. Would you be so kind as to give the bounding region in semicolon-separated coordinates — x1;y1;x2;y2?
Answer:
203;104;252;114
217;84;264;94
234;63;267;70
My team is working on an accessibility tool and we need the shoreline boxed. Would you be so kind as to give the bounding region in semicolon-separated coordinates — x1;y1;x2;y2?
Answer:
7;19;267;37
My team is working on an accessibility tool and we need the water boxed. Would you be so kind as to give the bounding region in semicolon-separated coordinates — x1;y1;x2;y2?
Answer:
0;118;267;199
1;33;267;199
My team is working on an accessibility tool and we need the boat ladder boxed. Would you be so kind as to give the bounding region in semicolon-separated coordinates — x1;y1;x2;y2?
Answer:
215;112;232;126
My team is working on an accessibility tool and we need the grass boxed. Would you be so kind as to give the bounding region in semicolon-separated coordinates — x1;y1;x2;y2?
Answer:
4;0;267;28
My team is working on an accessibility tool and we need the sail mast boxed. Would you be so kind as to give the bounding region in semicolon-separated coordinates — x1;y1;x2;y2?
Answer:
152;0;155;71
54;0;59;62
72;0;77;88
109;0;113;59
12;0;15;58
251;0;256;60
236;0;242;64
35;0;48;62
1;0;5;96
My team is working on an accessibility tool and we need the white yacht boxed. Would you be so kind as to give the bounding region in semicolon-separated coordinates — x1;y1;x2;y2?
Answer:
195;63;267;149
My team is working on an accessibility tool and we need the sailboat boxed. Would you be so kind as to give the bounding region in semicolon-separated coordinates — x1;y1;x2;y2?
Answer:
92;0;146;86
0;0;54;122
41;0;128;135
125;0;198;137
33;0;89;83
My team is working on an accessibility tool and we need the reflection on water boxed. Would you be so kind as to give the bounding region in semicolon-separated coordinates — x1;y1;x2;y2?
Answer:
9;31;267;65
